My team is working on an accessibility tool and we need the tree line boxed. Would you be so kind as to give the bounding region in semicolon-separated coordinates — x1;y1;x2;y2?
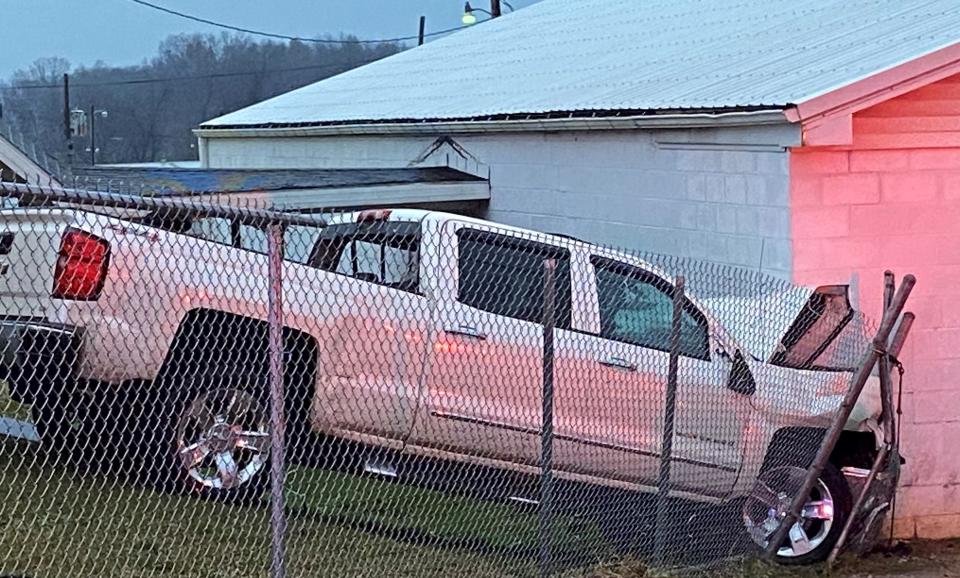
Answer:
0;33;403;168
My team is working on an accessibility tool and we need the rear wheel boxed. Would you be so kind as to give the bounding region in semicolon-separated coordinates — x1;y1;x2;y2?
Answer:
140;381;272;502
743;463;851;565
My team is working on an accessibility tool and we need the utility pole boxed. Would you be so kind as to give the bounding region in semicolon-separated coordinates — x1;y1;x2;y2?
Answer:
89;105;96;166
491;0;502;17
418;16;426;45
63;73;74;167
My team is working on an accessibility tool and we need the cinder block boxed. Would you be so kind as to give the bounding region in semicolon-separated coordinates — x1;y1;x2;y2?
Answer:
896;484;960;519
911;149;960;170
913;390;960;424
901;422;960;483
760;238;792;272
757;207;790;238
717;206;738;234
695;205;717;232
890;515;917;540
943;174;960;201
686;174;707;201
793;206;850;238
724;236;763;267
724;175;748;204
791;151;849;175
675;150;723;172
792;239;824;272
790;178;823;207
915;514;960;540
881;173;940;203
765;176;790;207
754;151;789;176
744;175;766;205
735;207;760;235
849;150;910;172
720;151;756;174
822;173;881;205
705;174;726;203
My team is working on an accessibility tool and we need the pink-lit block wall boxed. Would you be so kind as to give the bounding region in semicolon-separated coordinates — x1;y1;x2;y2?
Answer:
791;73;960;539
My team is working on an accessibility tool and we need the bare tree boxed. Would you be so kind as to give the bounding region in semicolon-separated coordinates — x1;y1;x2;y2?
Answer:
0;34;402;166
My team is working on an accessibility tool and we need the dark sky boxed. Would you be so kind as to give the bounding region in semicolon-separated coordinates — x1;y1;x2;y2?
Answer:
1;0;542;79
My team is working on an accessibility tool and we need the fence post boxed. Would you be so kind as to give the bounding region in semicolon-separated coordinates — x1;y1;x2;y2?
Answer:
764;275;915;560
267;222;287;578
539;258;557;578
826;272;902;565
654;275;685;564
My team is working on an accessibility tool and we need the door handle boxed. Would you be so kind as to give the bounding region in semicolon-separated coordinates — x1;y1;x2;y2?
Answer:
444;325;487;340
598;356;637;372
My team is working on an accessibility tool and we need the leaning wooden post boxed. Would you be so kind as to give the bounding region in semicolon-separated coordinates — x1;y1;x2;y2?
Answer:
654;275;685;564
764;275;915;560
827;273;911;565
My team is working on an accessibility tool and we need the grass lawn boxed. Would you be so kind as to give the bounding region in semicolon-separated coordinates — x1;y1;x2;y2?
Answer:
0;436;610;578
0;380;32;422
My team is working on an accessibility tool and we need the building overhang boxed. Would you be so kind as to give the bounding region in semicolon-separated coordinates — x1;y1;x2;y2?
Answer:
787;42;960;147
194;109;790;139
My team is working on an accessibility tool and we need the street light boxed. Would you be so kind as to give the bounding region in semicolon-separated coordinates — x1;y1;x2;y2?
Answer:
462;2;487;25
89;107;108;166
462;1;514;25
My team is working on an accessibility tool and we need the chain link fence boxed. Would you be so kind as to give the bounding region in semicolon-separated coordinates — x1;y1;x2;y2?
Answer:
0;182;902;577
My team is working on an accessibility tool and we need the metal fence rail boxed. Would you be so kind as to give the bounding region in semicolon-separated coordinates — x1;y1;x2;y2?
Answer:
0;182;912;577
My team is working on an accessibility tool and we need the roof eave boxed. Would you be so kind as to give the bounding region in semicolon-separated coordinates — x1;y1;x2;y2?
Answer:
790;41;960;146
195;109;790;139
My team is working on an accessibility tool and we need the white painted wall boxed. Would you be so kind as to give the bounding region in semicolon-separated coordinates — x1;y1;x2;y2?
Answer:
201;124;799;277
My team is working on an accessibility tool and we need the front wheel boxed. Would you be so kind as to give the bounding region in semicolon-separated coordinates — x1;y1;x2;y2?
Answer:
140;382;273;502
743;463;852;565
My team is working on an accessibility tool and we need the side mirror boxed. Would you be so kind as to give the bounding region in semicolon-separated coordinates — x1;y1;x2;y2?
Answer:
727;350;756;396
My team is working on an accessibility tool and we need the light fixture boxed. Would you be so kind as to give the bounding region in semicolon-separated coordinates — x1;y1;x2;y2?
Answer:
462;2;491;25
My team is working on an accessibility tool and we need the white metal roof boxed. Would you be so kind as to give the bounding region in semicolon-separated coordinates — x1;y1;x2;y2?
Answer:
201;0;960;129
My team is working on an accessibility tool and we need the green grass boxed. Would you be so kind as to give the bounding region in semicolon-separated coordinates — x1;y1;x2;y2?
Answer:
0;380;32;422
0;437;612;578
284;466;607;554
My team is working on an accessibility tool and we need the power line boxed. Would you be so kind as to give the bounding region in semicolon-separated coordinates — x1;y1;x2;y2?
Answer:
125;0;474;45
0;60;365;92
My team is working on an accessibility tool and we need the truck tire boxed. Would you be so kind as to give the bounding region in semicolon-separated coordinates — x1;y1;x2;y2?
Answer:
139;377;272;503
743;462;852;565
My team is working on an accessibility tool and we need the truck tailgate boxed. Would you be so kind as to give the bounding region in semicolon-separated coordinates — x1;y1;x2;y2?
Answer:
0;208;75;317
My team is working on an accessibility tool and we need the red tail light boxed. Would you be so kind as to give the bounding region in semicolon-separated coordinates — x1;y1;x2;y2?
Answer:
52;229;110;300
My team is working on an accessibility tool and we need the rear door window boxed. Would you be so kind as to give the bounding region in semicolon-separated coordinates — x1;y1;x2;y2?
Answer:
456;229;572;328
310;221;421;293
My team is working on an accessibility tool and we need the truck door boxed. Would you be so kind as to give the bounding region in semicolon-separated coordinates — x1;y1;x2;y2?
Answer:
556;256;749;497
409;221;573;466
308;214;431;448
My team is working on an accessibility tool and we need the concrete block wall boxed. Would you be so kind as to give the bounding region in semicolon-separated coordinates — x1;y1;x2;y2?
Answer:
204;126;796;277
791;73;960;539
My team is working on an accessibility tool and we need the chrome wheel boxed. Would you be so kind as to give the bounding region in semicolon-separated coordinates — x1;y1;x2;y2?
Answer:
175;388;271;491
743;466;836;558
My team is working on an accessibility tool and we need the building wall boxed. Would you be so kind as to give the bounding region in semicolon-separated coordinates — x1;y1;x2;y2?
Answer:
204;124;798;277
791;73;960;539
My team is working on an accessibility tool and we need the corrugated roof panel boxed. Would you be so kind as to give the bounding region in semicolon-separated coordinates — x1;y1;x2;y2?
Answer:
202;0;960;128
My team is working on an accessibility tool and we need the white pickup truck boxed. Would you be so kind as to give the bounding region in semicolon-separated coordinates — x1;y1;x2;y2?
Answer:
0;204;880;563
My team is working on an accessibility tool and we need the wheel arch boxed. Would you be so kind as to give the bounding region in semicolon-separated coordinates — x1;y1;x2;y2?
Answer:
761;426;879;472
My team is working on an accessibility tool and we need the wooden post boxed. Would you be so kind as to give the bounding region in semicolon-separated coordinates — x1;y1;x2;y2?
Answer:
764;275;915;559
539;258;557;578
654;276;685;563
